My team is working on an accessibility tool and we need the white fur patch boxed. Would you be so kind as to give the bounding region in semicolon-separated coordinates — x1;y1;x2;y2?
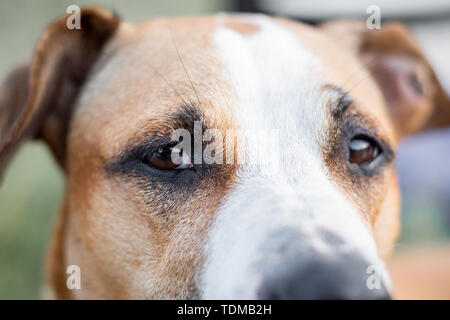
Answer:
199;15;390;299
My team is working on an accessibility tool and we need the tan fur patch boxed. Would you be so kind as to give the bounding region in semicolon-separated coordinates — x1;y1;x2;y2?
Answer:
223;17;260;36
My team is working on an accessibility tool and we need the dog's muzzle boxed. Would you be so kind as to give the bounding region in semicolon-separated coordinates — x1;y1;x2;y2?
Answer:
200;175;391;299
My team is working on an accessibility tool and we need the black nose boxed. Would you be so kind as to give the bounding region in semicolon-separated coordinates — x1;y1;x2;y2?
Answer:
257;251;391;300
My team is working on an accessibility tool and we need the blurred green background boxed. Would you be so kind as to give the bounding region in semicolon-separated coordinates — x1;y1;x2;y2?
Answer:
0;0;449;299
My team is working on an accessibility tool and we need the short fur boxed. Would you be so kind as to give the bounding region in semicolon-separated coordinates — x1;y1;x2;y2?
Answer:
0;8;449;299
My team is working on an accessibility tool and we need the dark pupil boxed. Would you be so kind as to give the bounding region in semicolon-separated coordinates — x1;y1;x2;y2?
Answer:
349;139;375;164
157;146;171;159
147;145;178;170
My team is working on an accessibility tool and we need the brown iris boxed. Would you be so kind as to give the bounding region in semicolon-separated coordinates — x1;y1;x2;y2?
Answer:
146;146;178;170
349;137;379;164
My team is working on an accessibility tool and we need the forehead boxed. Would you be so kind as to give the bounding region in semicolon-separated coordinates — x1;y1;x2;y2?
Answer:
72;15;393;161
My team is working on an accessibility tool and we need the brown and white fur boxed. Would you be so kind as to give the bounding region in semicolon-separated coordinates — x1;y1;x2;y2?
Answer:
0;7;449;299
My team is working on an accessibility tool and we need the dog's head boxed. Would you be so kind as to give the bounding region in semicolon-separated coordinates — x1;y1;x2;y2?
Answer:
1;8;449;299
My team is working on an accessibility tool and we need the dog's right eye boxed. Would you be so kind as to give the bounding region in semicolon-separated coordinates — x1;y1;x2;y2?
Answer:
143;145;192;170
349;136;380;164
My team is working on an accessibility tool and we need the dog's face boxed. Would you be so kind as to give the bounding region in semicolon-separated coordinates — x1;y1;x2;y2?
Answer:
1;8;449;299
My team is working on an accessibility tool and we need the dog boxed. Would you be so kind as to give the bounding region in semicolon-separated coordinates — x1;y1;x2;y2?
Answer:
0;7;449;299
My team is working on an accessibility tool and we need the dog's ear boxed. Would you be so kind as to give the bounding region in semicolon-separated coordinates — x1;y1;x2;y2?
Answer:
0;7;119;177
321;21;450;139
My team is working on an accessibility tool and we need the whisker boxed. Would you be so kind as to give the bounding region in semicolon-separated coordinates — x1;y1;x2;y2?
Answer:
346;66;387;94
170;30;202;106
316;55;380;107
146;61;189;106
341;54;380;91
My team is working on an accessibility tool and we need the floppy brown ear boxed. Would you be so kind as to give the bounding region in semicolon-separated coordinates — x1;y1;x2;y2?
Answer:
321;21;450;139
0;64;30;174
0;7;119;178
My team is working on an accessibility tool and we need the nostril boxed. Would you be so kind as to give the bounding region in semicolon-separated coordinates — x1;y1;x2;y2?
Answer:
256;277;301;300
256;286;282;300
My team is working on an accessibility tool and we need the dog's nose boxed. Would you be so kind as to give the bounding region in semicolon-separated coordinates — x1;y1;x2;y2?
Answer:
256;251;391;300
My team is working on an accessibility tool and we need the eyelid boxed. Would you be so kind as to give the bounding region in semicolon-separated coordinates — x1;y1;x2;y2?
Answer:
327;85;353;119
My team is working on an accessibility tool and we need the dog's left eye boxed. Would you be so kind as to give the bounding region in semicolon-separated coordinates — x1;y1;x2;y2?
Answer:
144;145;192;170
348;136;380;164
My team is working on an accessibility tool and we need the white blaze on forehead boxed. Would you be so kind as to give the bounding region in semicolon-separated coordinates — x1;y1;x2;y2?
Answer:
199;15;390;299
214;14;325;175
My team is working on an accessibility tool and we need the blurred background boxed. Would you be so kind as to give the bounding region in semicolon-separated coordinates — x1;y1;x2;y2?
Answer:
0;0;449;299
